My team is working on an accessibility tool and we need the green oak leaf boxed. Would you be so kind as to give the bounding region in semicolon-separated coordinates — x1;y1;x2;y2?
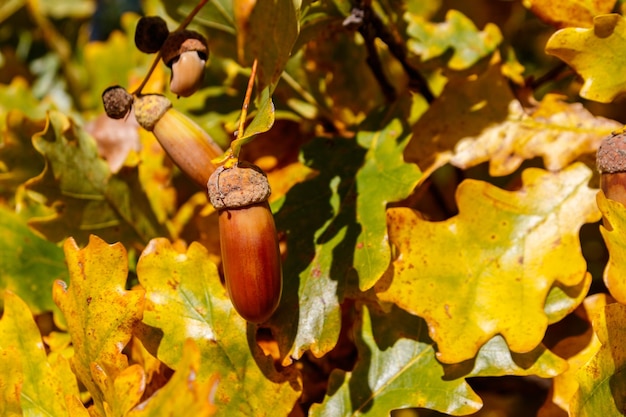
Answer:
309;305;483;416
0;206;67;317
406;9;503;69
354;113;422;291
136;239;301;417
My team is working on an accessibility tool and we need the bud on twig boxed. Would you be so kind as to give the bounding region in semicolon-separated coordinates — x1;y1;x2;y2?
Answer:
208;162;282;323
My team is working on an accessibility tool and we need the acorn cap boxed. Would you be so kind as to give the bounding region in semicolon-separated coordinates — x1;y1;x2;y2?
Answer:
135;16;170;54
102;85;133;119
160;30;208;66
597;132;626;174
133;94;172;131
208;162;271;210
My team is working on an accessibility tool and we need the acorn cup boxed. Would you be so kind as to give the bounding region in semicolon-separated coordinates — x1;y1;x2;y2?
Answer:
133;94;223;187
597;131;626;206
207;162;283;323
161;30;209;98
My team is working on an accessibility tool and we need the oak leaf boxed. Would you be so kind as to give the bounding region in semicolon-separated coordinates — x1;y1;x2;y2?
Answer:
598;191;626;303
53;235;145;415
376;163;600;363
523;0;616;28
137;239;301;416
546;13;626;102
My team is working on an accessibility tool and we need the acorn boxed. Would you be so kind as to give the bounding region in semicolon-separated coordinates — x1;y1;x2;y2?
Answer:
161;30;209;97
207;162;282;323
133;94;223;187
597;131;626;206
135;16;170;54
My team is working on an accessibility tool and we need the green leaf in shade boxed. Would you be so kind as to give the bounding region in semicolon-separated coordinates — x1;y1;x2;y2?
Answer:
546;13;626;103
271;137;366;361
0;110;46;193
0;291;83;416
570;302;626;416
309;305;483;417
53;235;145;416
598;191;626;304
238;0;299;89
136;239;301;417
405;9;503;70
25;111;169;246
128;340;217;417
376;163;600;364
354;115;422;291
0;206;67;316
445;335;568;380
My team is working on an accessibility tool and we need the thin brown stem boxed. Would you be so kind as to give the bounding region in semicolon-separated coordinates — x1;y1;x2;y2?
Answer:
233;58;259;159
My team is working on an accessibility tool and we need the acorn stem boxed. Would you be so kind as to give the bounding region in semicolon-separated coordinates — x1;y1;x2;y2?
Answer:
235;58;259;159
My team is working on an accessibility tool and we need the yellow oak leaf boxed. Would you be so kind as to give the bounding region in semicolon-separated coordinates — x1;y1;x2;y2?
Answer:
53;235;145;415
546;13;626;102
570;301;626;415
523;0;616;28
598;191;626;303
376;163;600;364
538;293;610;416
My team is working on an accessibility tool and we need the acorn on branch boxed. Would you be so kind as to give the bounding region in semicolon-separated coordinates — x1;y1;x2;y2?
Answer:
161;30;209;98
597;131;626;206
133;94;223;187
207;162;282;323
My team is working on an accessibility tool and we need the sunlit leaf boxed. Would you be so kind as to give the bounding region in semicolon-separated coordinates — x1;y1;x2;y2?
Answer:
598;191;626;303
570;302;626;416
0;291;80;416
538;293;610;416
230;86;276;157
309;305;483;417
376;163;600;364
272;137;366;361
405;9;502;70
523;0;616;28
137;239;301;416
53;235;145;415
546;13;626;103
128;340;217;417
354;113;422;291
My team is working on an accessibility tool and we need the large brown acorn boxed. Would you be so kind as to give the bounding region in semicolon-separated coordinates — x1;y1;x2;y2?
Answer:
207;161;282;323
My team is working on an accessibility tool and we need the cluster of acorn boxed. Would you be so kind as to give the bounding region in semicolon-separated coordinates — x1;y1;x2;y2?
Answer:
102;16;282;323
